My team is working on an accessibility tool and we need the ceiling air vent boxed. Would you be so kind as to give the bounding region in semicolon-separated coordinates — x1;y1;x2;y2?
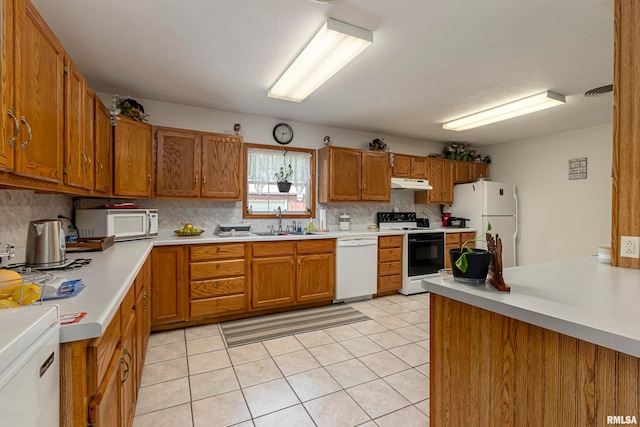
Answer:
584;84;613;96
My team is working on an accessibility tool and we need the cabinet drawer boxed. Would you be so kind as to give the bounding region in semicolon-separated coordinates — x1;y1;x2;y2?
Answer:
379;261;402;277
190;294;247;318
378;247;402;262
190;259;245;280
460;232;477;245
190;277;245;299
296;239;335;255
378;274;402;292
252;241;295;257
121;283;135;318
445;233;461;245
190;244;245;261
379;235;403;249
87;308;121;395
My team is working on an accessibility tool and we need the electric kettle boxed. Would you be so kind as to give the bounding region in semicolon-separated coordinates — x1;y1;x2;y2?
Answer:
25;219;67;268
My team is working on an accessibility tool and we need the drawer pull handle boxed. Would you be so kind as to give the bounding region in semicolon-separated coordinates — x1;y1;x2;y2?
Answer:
217;263;220;269
216;247;221;252
216;300;221;305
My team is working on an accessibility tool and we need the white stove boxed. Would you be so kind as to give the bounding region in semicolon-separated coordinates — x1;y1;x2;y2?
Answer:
377;212;445;295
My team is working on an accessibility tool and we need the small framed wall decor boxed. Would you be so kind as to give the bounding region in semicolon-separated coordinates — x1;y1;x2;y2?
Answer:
568;157;587;180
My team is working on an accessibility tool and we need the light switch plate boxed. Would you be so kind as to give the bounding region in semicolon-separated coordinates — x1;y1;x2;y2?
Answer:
621;236;640;259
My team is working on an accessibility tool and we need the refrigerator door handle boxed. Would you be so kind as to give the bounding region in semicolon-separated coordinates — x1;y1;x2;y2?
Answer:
513;190;519;240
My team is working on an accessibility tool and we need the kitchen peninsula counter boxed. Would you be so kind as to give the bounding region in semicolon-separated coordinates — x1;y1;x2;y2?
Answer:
422;258;640;426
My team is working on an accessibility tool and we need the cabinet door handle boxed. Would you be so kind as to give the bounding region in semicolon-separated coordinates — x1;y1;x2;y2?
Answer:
291;260;294;270
97;160;103;176
19;116;32;151
216;263;221;269
147;174;151;188
202;176;207;188
195;175;198;188
86;153;92;172
80;151;88;172
143;291;149;310
298;259;301;271
362;183;367;192
7;109;19;148
121;348;131;384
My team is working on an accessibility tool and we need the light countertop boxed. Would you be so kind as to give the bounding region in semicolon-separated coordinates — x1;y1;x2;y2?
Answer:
422;257;640;358
28;228;408;343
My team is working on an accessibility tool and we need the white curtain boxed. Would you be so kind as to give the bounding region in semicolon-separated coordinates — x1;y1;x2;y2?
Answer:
247;148;311;193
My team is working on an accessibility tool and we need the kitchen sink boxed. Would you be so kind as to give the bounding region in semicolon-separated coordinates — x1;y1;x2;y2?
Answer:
253;231;316;236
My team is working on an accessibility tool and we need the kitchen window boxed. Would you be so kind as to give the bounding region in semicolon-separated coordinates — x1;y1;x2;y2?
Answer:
243;144;316;219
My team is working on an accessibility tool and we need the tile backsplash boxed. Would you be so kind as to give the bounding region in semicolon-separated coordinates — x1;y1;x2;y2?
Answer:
0;190;73;254
137;191;441;232
0;189;441;254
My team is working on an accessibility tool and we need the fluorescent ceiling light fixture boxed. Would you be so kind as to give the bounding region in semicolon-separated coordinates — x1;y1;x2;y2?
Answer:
268;18;373;102
442;91;566;131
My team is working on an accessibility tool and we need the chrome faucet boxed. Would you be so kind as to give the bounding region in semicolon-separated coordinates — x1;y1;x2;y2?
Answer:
275;207;282;232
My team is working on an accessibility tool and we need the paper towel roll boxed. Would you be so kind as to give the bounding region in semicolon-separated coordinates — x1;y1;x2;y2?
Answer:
319;209;327;230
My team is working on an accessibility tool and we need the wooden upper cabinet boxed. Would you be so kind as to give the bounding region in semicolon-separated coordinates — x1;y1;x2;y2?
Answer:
411;156;428;179
155;127;242;200
201;133;242;199
393;154;428;179
14;0;64;183
472;162;489;180
454;161;472;183
415;157;454;204
112;115;152;197
63;55;93;191
362;151;390;201
318;146;390;202
392;154;411;177
155;128;201;198
323;146;362;201
0;0;16;172
93;98;111;194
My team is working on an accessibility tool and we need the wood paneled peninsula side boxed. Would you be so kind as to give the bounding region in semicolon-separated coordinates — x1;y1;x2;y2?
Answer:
422;258;640;426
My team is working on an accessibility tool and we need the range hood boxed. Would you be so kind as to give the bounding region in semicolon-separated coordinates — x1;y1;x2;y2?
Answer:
390;177;433;190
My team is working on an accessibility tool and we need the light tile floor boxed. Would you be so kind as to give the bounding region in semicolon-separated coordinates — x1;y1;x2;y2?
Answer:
133;293;430;427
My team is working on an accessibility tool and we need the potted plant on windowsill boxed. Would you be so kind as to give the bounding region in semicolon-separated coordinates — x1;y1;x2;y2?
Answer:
275;164;293;193
449;224;493;285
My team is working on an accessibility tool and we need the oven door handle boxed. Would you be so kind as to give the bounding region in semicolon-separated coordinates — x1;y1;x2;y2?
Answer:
408;238;442;243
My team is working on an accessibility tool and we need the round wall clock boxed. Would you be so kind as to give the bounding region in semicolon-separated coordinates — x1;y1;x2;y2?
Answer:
273;123;294;145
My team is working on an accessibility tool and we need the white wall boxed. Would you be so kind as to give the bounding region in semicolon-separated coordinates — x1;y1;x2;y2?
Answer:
98;94;444;230
485;123;612;265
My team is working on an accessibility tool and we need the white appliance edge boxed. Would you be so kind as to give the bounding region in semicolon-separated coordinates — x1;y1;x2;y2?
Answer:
453;181;518;267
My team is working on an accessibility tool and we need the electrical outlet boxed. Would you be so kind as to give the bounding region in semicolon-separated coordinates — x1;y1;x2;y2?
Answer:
621;236;640;259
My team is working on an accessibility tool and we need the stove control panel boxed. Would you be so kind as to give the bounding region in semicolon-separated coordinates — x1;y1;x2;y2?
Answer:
376;212;417;224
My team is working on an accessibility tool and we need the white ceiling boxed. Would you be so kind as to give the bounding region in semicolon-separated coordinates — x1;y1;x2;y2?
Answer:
32;0;614;146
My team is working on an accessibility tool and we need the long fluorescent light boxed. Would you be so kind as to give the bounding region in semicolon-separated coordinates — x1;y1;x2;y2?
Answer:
268;18;373;102
443;91;566;131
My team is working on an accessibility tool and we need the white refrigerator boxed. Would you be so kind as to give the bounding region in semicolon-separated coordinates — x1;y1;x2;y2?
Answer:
452;181;518;267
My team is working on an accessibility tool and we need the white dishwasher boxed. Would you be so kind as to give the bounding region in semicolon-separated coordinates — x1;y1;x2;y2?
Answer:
0;306;60;427
335;237;378;302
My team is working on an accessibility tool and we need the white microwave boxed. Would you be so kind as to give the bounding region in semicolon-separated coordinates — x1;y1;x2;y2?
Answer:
75;209;158;241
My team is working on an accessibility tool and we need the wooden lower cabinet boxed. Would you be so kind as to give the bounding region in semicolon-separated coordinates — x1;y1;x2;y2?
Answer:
79;258;151;427
188;243;248;318
296;240;335;303
251;240;336;309
120;311;136;427
377;235;403;293
88;341;122;427
251;241;296;310
151;246;186;325
445;232;476;268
